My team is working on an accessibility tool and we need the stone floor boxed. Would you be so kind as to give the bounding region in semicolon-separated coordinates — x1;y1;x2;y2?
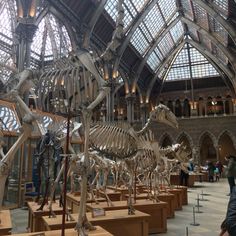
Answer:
10;178;230;235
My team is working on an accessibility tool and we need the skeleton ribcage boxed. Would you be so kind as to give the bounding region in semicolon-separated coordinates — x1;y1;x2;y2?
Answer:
37;66;99;114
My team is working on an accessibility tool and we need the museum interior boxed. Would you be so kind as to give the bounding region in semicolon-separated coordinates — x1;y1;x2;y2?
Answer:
0;0;235;235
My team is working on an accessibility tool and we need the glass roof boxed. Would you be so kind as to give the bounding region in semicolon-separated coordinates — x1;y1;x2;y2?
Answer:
0;0;72;78
166;43;219;81
104;0;185;73
0;102;20;132
31;13;72;63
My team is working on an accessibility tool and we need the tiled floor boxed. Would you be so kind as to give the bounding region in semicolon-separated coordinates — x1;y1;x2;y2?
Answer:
9;178;229;235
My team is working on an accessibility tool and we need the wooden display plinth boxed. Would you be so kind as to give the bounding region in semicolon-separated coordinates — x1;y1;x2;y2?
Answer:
156;193;175;218
66;193;106;213
7;227;113;236
98;189;122;202
43;210;150;236
27;201;69;232
0;210;12;235
165;188;183;210
176;186;188;205
107;186;129;200
87;199;167;234
170;173;195;187
124;192;175;218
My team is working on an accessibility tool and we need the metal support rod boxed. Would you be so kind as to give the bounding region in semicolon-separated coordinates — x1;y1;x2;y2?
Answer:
190;207;200;226
195;194;203;207
186;226;189;236
61;113;71;236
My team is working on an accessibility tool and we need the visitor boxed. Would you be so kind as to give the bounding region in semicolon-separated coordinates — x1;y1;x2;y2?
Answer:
178;161;189;186
219;186;236;236
225;155;236;195
188;158;194;172
207;161;215;182
216;160;224;177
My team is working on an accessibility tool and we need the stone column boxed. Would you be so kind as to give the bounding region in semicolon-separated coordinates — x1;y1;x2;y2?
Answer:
223;100;226;116
126;94;136;124
204;101;208;117
181;101;184;118
190;102;198;116
140;103;149;127
106;85;115;122
233;99;236;115
192;146;200;165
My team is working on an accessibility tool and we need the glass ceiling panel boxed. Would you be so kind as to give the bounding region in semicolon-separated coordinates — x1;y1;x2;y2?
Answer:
130;28;149;55
0;104;20;132
147;50;160;71
181;0;194;21
131;0;146;12
143;4;164;39
166;43;219;81
155;47;164;61
158;33;174;57
105;0;118;21
213;0;228;16
158;0;177;20
0;2;13;43
139;22;152;42
105;0;147;29
170;20;184;43
31;13;72;62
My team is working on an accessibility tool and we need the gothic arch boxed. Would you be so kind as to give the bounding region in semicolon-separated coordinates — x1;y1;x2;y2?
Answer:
218;130;236;149
176;131;194;148
218;130;236;162
198;131;217;148
159;133;174;147
199;131;218;164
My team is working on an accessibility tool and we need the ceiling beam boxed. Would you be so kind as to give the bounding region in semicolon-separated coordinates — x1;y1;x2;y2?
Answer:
135;16;180;81
113;0;158;72
192;0;236;45
146;40;185;97
83;0;107;48
181;16;236;73
185;38;236;92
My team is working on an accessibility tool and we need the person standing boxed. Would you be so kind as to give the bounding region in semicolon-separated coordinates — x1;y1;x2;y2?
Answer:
225;155;236;195
219;186;236;236
178;161;189;186
216;160;223;178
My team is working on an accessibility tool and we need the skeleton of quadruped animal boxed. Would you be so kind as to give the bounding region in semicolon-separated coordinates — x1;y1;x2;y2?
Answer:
0;69;44;208
89;104;178;212
37;50;110;233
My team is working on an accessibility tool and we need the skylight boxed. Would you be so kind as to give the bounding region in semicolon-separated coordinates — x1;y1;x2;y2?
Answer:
166;43;219;81
31;13;72;63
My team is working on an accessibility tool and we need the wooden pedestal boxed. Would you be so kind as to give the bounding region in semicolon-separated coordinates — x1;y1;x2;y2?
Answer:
165;189;183;210
7;227;113;236
87;199;167;233
107;186;129;200
27;201;67;232
170;173;195;187
156;193;175;218
66;193;106;213
0;210;12;235
98;189;122;202
43;209;150;236
176;186;188;205
124;192;175;218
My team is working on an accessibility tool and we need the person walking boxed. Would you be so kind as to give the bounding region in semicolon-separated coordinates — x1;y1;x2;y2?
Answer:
225;155;236;195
